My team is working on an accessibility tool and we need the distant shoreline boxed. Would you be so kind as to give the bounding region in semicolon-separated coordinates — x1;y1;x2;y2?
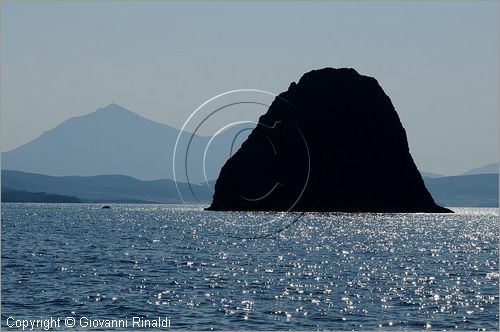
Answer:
1;170;498;208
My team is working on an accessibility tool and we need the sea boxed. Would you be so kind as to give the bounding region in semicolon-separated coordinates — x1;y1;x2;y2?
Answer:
1;203;498;330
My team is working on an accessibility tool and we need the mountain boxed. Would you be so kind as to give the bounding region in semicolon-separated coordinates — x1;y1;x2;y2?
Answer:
1;103;246;183
424;174;498;207
462;162;499;176
1;170;213;203
208;68;450;212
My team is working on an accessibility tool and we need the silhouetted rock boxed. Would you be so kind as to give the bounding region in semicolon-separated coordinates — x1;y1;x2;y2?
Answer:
207;68;452;213
101;205;111;209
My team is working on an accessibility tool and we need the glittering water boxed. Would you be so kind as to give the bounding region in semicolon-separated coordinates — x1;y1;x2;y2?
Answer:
1;203;498;330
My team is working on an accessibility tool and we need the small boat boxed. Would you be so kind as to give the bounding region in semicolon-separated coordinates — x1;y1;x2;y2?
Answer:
101;205;111;209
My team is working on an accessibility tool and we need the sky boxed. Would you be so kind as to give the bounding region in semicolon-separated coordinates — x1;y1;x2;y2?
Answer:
1;1;498;175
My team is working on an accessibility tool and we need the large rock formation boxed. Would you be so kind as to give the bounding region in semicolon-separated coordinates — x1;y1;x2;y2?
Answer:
207;68;452;213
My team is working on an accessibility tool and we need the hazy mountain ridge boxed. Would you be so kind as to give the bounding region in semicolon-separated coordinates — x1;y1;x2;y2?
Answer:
1;170;214;203
424;174;498;207
2;170;497;207
462;162;499;176
1;187;81;203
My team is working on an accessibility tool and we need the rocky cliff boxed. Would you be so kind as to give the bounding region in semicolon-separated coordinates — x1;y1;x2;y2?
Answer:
207;68;452;213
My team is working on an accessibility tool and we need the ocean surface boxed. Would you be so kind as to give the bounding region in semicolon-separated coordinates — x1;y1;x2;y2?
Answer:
1;203;498;330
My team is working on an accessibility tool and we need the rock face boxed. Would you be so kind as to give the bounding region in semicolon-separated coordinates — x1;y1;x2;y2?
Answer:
207;68;452;213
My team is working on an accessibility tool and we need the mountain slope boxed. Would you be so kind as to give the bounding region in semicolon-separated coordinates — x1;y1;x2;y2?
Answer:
423;174;498;207
462;162;499;176
1;170;213;203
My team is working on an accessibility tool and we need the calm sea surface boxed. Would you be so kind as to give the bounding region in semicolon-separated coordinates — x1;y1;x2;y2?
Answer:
1;203;498;330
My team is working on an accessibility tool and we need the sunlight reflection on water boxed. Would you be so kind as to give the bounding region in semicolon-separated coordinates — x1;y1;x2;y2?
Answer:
1;204;498;330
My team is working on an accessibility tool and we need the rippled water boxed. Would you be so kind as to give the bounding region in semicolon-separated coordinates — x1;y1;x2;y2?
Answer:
1;203;498;330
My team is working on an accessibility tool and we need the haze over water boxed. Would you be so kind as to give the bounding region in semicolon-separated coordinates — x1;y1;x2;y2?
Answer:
1;204;498;330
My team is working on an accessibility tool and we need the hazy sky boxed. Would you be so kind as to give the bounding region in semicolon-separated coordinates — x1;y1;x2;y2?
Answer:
1;1;498;175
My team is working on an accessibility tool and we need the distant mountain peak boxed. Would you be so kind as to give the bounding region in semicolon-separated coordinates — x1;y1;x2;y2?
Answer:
94;103;136;116
100;102;128;110
78;103;159;126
